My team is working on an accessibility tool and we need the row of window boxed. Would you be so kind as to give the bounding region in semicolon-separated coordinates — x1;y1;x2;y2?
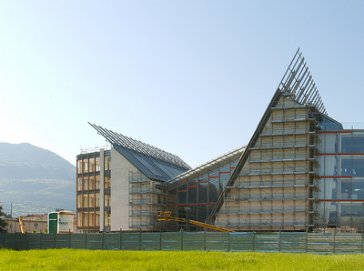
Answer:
319;134;364;153
77;176;111;191
77;194;111;208
77;211;111;228
317;202;364;228
77;156;111;174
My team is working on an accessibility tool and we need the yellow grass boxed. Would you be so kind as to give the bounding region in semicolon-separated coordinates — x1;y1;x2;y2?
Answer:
1;249;364;270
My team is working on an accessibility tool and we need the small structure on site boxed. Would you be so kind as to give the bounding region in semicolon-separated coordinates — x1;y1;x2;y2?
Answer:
48;210;74;234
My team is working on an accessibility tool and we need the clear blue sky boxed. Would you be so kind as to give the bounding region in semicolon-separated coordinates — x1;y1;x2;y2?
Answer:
0;1;363;167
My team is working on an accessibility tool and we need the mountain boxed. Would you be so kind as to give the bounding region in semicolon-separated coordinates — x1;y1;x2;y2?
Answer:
0;143;75;217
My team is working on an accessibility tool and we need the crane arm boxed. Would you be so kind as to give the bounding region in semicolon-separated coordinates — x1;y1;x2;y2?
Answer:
157;211;235;233
18;216;26;234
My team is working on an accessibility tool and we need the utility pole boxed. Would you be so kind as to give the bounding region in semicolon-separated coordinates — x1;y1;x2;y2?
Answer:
10;203;13;218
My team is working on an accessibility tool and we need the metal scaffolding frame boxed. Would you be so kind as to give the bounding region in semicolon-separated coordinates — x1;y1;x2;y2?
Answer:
208;49;324;230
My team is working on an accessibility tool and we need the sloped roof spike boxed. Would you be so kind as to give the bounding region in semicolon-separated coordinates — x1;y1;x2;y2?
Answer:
208;49;329;222
88;122;190;169
277;49;327;115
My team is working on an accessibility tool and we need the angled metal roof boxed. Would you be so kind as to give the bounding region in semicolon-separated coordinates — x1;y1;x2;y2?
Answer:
166;146;246;188
89;123;190;182
278;48;327;115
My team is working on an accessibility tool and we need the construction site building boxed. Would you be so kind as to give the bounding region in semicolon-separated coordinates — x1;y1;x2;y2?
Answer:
77;49;364;232
76;126;190;232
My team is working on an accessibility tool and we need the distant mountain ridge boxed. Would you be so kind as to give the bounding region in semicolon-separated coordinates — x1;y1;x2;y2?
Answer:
0;143;74;180
0;143;75;216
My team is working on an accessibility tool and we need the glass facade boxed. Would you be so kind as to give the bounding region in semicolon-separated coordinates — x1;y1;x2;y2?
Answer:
317;130;364;229
173;159;239;224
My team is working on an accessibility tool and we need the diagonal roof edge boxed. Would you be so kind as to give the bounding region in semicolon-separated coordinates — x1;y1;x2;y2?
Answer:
207;49;326;222
89;122;191;170
164;146;246;189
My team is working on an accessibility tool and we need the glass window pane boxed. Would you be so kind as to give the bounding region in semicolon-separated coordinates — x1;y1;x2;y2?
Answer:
342;136;364;152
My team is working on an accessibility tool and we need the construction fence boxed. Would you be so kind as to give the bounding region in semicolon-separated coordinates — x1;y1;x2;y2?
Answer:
1;231;364;254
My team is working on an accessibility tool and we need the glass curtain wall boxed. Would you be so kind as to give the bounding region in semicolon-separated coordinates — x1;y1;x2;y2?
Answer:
174;159;238;224
317;131;364;230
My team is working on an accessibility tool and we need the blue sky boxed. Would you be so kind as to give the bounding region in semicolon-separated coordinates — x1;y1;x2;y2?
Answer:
0;1;363;167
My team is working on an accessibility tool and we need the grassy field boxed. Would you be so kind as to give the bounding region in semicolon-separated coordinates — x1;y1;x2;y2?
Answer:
1;249;364;270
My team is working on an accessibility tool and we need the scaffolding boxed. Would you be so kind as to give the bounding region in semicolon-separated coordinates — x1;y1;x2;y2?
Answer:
207;49;324;231
128;171;167;231
214;97;320;231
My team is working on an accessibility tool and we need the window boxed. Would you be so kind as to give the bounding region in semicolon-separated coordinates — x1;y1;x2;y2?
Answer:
89;158;95;172
187;181;198;203
82;212;89;227
83;159;88;173
89;176;95;190
95;193;100;207
105;156;111;170
82;194;88;208
342;136;364;153
177;184;187;204
342;159;364;176
77;213;82;227
104;194;111;207
341;180;364;200
77;160;82;174
341;203;364;217
82;177;88;191
95;157;101;172
95;175;100;190
104;176;111;189
105;211;111;226
77;195;82;208
89;194;96;207
77;177;82;191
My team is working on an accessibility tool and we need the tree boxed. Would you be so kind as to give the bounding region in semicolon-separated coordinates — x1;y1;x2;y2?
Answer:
0;205;7;232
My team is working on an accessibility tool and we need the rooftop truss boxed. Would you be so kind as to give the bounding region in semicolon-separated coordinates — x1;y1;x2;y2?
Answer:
278;48;327;115
89;123;190;169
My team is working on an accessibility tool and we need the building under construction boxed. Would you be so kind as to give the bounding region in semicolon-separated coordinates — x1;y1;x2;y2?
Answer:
76;49;364;232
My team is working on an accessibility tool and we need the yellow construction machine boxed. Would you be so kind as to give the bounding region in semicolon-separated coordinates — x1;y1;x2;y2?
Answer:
18;216;26;234
157;210;235;232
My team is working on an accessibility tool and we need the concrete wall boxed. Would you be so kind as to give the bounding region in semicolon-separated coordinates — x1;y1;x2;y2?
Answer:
5;217;47;233
110;148;138;231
